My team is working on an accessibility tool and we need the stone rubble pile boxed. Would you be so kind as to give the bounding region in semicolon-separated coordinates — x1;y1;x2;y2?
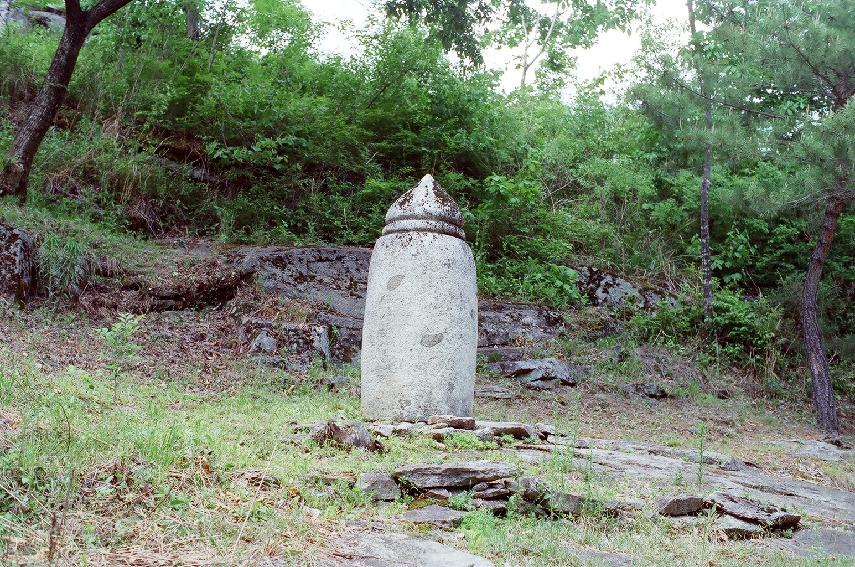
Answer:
652;492;801;539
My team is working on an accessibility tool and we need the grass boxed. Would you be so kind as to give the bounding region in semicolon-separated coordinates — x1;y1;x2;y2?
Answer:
0;345;843;566
0;286;849;565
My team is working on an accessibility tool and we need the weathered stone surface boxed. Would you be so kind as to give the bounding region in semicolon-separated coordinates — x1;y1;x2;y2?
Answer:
318;531;495;566
2;5;65;32
706;493;800;529
249;329;277;354
714;515;764;539
509;476;638;518
656;494;706;517
240;317;331;367
761;527;855;559
572;547;635;567
427;415;476;430
391;421;424;436
622;382;670;399
475;420;539;440
490;358;584;390
512;476;546;501
512;438;854;524
355;472;400;501
777;439;855;463
478;300;565;347
393;462;516;489
545;491;584;516
234;246;370;321
535;423;556;439
421;487;453;501
472;481;513;500
0;221;36;302
370;424;393;438
311;421;383;452
575;266;677;311
400;504;466;528
361;175;477;421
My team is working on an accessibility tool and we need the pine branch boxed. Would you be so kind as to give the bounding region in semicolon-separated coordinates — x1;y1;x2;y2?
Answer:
668;75;786;120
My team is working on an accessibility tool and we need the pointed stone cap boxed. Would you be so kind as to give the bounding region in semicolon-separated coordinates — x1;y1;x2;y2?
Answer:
382;175;465;239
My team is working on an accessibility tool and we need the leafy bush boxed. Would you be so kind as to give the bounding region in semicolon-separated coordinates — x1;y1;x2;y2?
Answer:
631;288;783;366
478;259;582;309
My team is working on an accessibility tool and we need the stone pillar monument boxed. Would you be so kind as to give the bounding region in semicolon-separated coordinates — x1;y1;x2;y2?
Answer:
361;174;477;421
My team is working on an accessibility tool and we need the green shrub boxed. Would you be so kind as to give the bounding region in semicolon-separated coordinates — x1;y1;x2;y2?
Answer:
631;288;783;366
38;232;92;299
478;259;582;309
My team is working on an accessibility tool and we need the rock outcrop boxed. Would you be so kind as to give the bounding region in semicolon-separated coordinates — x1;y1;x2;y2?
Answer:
575;266;677;311
0;221;36;302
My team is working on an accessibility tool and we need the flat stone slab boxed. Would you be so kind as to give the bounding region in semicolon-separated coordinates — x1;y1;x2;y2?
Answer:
393;462;516;489
475;421;540;440
400;505;467;528
318;530;494;566
427;415;476;430
715;515;764;539
707;492;800;529
475;385;514;399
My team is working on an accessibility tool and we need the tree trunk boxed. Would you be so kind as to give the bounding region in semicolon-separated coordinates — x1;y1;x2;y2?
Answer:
700;108;714;322
687;0;715;323
0;16;88;202
183;1;201;41
801;195;846;434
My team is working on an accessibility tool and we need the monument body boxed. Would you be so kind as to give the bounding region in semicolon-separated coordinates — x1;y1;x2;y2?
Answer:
361;174;477;421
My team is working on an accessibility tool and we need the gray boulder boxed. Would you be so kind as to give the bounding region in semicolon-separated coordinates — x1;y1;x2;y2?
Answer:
575;266;677;311
356;472;400;501
249;329;277;354
477;301;566;347
765;527;855;559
